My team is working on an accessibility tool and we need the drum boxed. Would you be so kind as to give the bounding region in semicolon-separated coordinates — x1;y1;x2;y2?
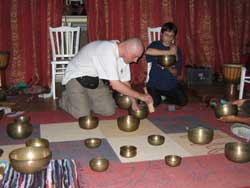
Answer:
222;64;242;101
0;51;10;89
222;64;242;83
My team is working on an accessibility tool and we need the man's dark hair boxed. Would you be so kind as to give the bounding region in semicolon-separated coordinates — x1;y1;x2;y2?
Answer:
161;22;178;36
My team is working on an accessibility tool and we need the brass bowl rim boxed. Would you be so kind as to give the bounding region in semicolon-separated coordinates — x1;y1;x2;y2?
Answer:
9;146;52;161
120;145;137;151
15;116;31;123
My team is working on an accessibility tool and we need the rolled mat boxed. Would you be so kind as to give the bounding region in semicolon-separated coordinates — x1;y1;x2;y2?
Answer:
1;159;79;188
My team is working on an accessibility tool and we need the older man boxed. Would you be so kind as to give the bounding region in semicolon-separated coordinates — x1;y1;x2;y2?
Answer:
59;38;153;118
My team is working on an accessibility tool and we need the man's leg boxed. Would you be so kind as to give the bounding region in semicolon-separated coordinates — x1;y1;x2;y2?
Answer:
89;81;116;116
59;79;91;118
147;87;162;107
160;83;188;106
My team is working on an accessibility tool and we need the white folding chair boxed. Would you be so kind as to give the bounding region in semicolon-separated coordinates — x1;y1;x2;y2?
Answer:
49;26;80;99
239;66;250;99
146;27;161;82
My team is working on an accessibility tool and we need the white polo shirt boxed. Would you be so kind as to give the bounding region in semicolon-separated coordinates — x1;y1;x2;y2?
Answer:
62;40;131;85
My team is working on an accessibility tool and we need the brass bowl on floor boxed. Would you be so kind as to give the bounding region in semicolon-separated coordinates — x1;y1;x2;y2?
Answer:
15;116;31;124
120;145;137;158
7;121;33;139
165;155;182;167
225;142;250;163
79;115;99;129
89;157;109;172
25;138;49;148
9;146;52;173
84;138;102;148
214;104;238;118
148;135;165;146
117;115;140;132
114;92;132;109
128;102;149;119
158;55;176;68
188;127;214;145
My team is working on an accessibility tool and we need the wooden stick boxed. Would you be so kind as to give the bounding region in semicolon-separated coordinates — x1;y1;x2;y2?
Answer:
143;87;155;113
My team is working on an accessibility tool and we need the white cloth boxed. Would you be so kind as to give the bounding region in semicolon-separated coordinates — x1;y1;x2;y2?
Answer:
62;40;130;85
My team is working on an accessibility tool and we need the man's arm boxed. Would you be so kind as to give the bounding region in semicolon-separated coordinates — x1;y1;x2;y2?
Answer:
109;80;152;105
219;115;250;125
145;45;177;56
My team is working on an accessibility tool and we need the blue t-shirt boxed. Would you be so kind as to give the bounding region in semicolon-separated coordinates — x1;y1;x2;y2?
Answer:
146;41;182;91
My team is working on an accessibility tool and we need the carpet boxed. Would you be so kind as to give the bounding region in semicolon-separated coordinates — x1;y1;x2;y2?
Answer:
1;102;250;188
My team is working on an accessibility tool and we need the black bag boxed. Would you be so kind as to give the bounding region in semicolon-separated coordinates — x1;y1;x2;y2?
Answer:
76;76;99;89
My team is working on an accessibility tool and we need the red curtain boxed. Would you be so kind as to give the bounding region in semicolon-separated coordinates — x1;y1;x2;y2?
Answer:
86;0;250;84
0;0;63;87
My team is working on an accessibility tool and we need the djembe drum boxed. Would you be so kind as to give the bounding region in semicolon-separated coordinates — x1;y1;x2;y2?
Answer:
0;51;10;89
222;63;242;101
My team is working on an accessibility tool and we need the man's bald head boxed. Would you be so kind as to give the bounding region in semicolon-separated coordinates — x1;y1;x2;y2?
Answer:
119;38;144;63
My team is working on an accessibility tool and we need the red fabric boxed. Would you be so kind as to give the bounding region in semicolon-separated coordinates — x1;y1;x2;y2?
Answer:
86;0;250;84
0;0;63;87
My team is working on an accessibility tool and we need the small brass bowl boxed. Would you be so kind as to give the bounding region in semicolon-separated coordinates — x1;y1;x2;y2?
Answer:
89;157;109;172
15;116;31;124
79;115;99;129
225;142;250;163
25;138;49;148
120;145;137;158
165;155;182;167
117;115;140;132
7;121;33;139
148;135;165;146
84;138;102;148
128;102;149;119
9;146;52;173
114;92;132;109
188;127;214;145
158;55;176;67
214;104;238;118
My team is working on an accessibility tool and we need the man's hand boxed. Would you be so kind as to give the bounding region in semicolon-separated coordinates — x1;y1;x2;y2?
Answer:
219;115;238;123
139;93;153;105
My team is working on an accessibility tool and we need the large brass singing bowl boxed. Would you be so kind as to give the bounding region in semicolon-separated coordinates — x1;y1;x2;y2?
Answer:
165;155;182;167
158;55;176;68
225;142;250;163
9;146;52;173
188;127;214;145
84;138;102;148
79;115;99;129
117;115;140;132
148;135;165;146
7;121;33;139
114;92;132;109
25;138;49;148
89;157;109;172
128;102;149;119
120;145;137;158
214;104;238;118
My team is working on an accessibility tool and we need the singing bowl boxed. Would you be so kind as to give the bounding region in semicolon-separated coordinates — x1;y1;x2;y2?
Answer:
114;92;132;109
165;155;182;167
79;115;99;129
148;135;165;146
158;55;176;67
15;116;31;124
7;121;33;139
188;127;214;145
25;138;49;148
214;104;238;118
84;138;102;148
117;115;140;132
89;157;109;172
128;102;149;119
9;146;52;173
120;145;137;158
225;142;250;163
